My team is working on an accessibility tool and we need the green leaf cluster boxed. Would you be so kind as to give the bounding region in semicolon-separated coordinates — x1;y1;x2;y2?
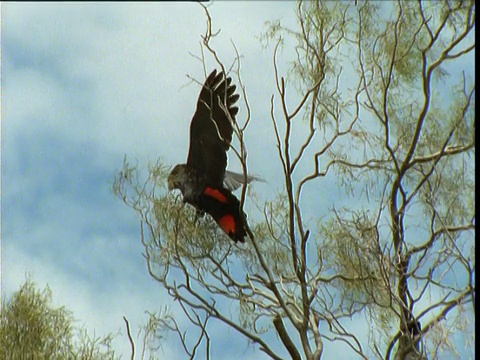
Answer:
0;279;117;360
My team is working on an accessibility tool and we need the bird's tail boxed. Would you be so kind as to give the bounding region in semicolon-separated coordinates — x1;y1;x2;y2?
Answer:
200;186;248;243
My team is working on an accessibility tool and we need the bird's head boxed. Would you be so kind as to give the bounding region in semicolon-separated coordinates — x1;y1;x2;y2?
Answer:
168;164;187;191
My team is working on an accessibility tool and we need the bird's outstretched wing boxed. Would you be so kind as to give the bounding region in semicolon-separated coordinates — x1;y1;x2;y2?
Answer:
223;170;264;191
186;70;240;187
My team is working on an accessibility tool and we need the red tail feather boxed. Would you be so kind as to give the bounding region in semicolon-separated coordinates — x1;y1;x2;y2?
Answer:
200;186;247;242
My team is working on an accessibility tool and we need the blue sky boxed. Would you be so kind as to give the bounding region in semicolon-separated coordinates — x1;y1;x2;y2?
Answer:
1;2;474;359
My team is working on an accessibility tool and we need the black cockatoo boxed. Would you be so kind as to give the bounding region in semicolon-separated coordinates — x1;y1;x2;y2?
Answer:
168;70;257;242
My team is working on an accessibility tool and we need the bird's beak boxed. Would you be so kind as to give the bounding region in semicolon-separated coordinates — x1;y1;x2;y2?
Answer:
167;173;176;191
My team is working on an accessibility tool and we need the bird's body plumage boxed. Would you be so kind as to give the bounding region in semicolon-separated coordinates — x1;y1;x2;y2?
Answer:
168;70;252;242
